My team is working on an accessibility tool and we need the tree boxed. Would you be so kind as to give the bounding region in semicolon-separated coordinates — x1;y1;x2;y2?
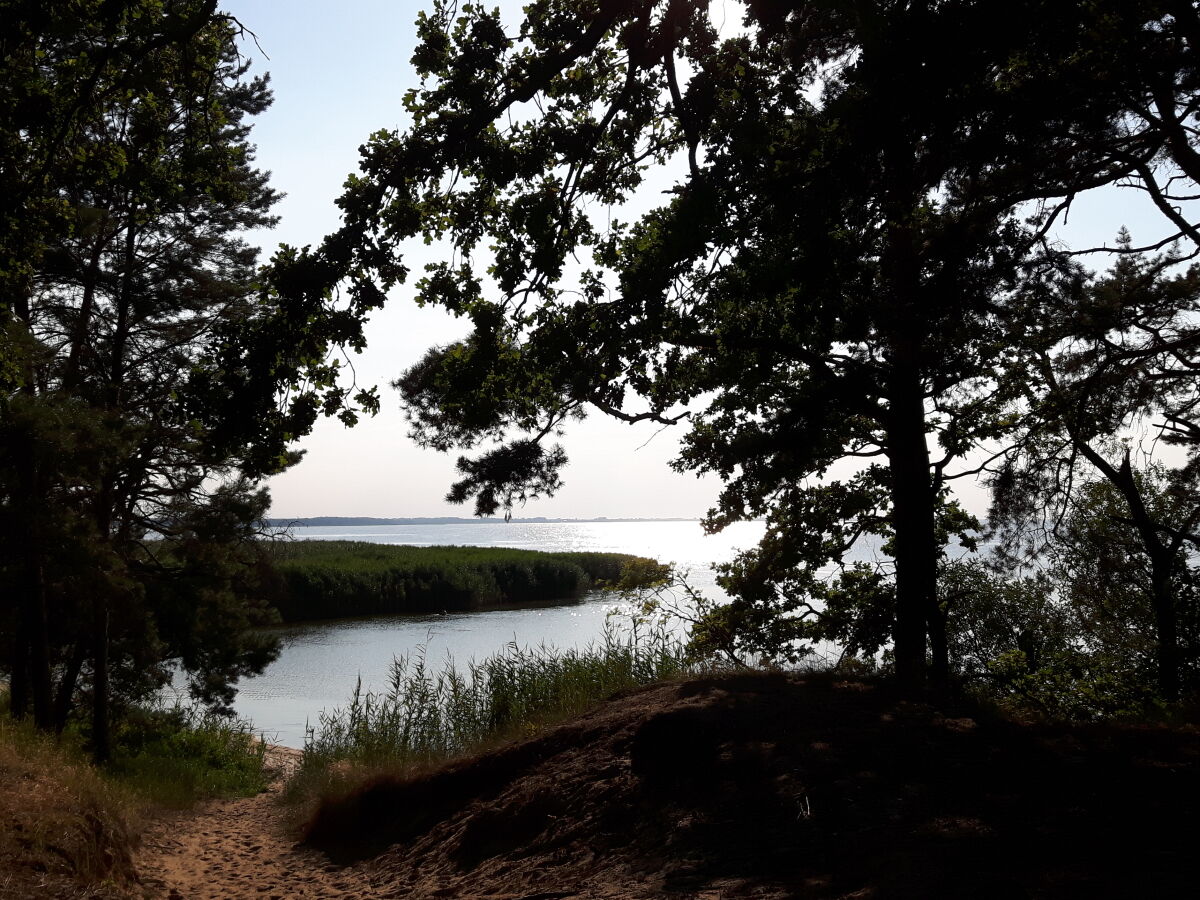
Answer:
280;0;1181;693
0;1;372;760
975;0;1200;705
1052;473;1200;694
992;236;1200;701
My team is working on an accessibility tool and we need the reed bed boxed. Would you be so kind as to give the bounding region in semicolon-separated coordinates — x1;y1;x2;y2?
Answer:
262;541;646;621
293;623;692;791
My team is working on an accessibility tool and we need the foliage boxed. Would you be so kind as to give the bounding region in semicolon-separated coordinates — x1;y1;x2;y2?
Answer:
105;701;269;808
0;1;359;759
1;681;269;808
944;558;1172;720
0;685;268;897
271;0;1200;692
261;540;652;620
1047;475;1200;694
789;552;1170;720
685;498;979;666
992;239;1200;700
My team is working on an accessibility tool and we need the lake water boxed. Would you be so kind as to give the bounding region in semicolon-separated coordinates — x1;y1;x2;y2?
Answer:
225;520;768;747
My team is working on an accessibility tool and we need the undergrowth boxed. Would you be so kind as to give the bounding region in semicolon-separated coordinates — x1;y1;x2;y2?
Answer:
0;711;138;896
105;701;269;808
0;690;270;897
0;686;270;897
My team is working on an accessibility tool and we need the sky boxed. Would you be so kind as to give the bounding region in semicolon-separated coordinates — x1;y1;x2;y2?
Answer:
227;0;718;519
223;1;1186;521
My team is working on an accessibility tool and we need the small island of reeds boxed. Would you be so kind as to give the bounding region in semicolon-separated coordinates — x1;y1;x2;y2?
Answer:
261;541;654;622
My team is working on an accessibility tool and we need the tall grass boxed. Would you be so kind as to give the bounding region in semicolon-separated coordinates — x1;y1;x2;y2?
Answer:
0;693;267;895
0;710;140;890
261;541;648;621
292;622;693;795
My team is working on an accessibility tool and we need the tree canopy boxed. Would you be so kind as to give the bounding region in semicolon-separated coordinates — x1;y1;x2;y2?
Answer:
0;0;377;758
269;0;1200;693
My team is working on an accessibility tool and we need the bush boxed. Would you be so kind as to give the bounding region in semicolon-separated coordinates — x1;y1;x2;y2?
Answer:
105;702;269;808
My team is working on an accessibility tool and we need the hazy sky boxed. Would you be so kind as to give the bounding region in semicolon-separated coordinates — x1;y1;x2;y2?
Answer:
228;0;722;519
225;1;1181;520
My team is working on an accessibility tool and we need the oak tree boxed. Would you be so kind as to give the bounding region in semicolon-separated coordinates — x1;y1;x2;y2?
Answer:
250;1;1192;694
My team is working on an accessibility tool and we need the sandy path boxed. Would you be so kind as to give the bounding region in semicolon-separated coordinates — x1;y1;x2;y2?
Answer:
135;747;372;900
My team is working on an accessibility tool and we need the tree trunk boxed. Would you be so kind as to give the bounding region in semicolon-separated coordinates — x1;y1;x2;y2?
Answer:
8;613;30;720
88;214;137;764
23;551;55;730
1149;567;1182;702
871;21;940;695
109;213;136;397
53;640;88;734
63;233;107;390
927;585;950;691
90;482;118;763
10;289;55;729
887;357;938;695
91;594;111;764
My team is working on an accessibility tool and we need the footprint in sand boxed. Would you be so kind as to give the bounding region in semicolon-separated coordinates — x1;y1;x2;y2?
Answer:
136;748;370;900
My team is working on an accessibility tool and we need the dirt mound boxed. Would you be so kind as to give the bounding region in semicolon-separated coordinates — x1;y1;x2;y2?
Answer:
0;733;136;900
305;672;1200;899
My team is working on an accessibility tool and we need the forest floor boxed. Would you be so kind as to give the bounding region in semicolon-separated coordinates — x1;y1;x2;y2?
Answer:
124;672;1200;899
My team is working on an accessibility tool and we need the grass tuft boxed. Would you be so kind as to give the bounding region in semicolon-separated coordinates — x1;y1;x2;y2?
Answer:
0;710;139;896
289;622;693;801
0;688;271;895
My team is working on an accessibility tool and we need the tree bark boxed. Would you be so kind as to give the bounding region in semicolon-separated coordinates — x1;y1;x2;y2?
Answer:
23;551;55;730
109;216;136;397
89;213;137;764
887;354;938;695
8;612;30;720
63;232;107;390
10;288;56;729
53;640;88;734
91;595;111;764
1148;566;1182;702
869;5;942;696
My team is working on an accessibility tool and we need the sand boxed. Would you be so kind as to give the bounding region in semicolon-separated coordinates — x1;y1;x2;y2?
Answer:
131;675;1200;899
135;746;376;900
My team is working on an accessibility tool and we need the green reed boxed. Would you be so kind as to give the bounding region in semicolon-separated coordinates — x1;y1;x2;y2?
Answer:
261;541;646;621
295;621;692;782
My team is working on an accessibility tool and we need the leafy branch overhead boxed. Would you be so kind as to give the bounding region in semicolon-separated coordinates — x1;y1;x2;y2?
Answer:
284;0;1200;693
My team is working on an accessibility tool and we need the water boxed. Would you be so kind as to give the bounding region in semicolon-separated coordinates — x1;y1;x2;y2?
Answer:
226;520;767;747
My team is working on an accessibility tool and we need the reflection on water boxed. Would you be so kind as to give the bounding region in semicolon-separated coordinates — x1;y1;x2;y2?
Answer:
232;520;766;747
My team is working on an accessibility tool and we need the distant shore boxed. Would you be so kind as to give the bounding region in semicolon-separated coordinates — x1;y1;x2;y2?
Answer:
259;541;654;621
266;516;700;527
